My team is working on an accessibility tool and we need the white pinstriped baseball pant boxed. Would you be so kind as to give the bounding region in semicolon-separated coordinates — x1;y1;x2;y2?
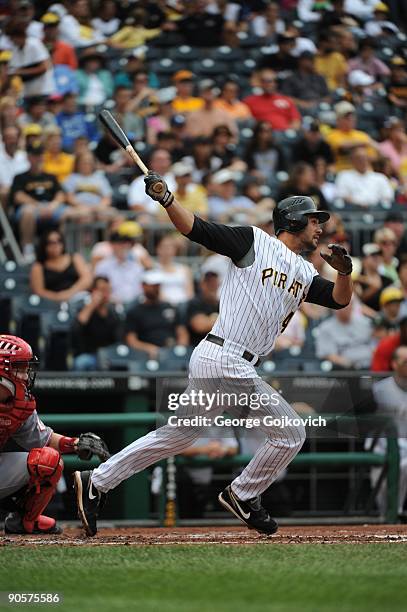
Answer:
91;339;306;501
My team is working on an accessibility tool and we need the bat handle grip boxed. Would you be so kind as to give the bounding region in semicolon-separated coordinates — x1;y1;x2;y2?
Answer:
126;145;149;175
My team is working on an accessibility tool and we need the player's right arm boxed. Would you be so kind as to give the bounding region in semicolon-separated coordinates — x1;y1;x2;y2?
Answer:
144;172;254;265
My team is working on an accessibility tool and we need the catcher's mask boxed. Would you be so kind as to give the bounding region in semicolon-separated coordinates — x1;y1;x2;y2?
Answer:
0;335;39;396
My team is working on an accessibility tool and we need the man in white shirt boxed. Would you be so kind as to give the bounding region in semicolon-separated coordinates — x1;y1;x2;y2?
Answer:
335;146;394;207
58;0;105;48
0;125;29;203
94;232;144;305
127;148;176;217
5;20;55;97
208;169;255;222
315;300;374;369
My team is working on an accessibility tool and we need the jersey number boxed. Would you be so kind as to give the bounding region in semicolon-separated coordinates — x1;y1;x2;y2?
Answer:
281;312;294;334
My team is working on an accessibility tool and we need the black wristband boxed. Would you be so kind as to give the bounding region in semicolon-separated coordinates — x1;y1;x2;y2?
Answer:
160;191;174;208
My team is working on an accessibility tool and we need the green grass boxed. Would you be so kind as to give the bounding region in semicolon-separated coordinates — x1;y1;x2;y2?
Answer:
0;544;406;612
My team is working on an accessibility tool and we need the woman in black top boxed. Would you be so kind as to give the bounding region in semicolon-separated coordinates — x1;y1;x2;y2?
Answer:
30;230;92;302
211;124;238;168
244;121;285;179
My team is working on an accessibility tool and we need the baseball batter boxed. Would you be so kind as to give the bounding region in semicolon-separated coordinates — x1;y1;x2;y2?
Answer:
75;175;353;537
0;335;110;534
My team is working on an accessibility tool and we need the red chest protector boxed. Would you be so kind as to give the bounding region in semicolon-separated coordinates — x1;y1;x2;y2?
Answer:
0;394;36;450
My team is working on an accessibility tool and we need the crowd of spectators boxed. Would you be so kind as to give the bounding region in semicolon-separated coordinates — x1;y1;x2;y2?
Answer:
0;0;406;373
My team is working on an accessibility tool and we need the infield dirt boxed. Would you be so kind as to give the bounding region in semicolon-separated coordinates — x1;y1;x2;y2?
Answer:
1;524;407;546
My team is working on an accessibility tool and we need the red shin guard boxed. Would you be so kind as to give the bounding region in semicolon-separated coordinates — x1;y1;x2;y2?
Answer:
23;447;63;533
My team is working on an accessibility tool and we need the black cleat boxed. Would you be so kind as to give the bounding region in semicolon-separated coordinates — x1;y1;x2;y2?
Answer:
218;485;278;535
4;512;62;535
73;470;106;537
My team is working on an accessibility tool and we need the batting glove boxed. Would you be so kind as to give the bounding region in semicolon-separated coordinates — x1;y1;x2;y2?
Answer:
321;244;353;276
144;172;174;208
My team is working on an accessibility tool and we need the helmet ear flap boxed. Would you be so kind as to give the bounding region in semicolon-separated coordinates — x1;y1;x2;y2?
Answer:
285;212;308;232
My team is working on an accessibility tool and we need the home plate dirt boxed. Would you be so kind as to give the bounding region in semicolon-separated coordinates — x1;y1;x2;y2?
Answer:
1;525;407;546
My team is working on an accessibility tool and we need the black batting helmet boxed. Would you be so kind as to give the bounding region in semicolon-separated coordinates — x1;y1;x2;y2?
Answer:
273;196;330;236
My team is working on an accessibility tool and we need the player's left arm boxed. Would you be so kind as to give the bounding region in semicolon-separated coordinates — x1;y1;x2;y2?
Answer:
306;244;353;309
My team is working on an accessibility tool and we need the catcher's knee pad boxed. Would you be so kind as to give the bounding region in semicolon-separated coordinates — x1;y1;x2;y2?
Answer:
22;447;63;533
27;447;63;492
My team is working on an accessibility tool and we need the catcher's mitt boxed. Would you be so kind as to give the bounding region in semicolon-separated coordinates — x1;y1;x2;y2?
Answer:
320;243;353;276
76;432;110;462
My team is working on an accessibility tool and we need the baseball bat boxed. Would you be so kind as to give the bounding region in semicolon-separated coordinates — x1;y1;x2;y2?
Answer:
99;109;149;175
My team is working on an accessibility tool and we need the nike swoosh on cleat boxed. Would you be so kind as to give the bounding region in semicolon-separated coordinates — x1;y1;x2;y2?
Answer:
231;492;251;520
88;482;97;500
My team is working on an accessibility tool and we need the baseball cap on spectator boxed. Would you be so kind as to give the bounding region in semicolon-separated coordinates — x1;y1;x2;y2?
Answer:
379;286;404;307
390;57;406;67
41;12;60;25
335;101;356;117
117;221;142;240
198;79;217;94
23;124;42;137
212;169;236;184
173;70;194;82
157;87;176;105
172;161;193;177
362;243;382;257
374;2;389;12
0;50;12;63
142;270;164;285
26;142;44;155
348;70;375;87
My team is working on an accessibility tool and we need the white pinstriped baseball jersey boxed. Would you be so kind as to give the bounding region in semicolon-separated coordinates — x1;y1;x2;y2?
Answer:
211;227;318;356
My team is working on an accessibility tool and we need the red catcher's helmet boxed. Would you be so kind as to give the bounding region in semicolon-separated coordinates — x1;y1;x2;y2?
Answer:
0;335;39;397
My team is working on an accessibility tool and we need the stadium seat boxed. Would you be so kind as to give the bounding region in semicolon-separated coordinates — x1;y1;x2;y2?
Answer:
210;46;244;62
14;296;62;359
150;58;182;76
169;45;201;62
157;346;194;372
191;59;227;78
231;58;257;76
97;343;148;371
145;46;165;61
236;32;262;49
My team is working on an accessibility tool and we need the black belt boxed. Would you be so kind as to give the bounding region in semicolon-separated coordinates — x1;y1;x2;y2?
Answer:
205;334;260;367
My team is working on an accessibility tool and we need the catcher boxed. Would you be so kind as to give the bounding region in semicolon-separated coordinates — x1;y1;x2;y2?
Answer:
0;334;110;535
